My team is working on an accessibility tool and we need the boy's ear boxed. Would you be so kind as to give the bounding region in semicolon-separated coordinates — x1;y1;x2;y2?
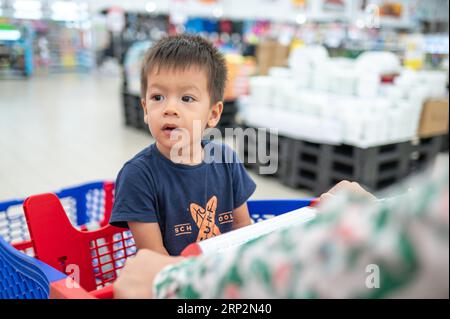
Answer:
207;101;223;128
141;98;148;124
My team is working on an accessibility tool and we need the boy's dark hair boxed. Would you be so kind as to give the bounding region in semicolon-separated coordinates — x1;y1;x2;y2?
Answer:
140;34;227;104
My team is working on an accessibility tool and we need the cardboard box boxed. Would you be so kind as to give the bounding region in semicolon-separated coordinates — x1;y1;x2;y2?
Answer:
418;98;449;137
256;40;289;75
273;45;290;66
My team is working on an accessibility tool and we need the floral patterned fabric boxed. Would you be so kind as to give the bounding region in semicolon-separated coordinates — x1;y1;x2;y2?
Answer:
153;159;449;298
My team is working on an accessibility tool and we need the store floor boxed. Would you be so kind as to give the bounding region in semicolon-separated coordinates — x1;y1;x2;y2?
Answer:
0;72;309;202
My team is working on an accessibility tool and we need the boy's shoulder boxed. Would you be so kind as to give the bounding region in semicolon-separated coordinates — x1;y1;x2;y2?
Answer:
121;144;157;171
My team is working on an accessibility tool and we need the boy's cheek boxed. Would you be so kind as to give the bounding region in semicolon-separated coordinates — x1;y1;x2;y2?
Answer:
150;126;160;138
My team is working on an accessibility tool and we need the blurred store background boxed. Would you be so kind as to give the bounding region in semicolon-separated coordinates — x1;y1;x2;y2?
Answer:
0;0;448;202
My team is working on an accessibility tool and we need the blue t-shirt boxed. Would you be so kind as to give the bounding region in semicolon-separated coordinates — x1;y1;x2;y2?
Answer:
110;140;256;256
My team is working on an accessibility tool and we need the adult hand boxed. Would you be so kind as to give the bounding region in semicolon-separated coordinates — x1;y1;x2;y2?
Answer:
114;249;183;299
318;180;377;205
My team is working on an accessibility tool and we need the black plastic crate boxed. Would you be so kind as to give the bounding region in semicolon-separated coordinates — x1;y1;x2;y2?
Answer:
440;133;449;153
216;100;238;133
241;124;443;196
281;138;414;195
239;126;291;179
122;92;141;127
409;135;443;173
122;91;151;133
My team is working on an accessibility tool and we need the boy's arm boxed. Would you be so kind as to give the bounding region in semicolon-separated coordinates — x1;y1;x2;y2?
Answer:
231;202;253;230
129;222;169;255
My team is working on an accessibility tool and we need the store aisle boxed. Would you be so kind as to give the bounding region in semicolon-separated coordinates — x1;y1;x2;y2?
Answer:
0;73;307;201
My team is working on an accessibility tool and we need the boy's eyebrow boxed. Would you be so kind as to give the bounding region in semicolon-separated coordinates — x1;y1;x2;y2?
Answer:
148;83;202;93
179;84;201;93
148;83;166;90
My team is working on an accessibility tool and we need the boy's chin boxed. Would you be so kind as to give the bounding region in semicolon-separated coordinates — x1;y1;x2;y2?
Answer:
157;139;185;150
158;139;202;152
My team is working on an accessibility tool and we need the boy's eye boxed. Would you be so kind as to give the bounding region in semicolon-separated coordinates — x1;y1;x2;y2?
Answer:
181;96;195;103
151;95;164;102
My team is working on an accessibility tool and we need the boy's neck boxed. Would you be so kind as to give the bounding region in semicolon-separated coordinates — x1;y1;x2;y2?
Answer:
156;141;204;165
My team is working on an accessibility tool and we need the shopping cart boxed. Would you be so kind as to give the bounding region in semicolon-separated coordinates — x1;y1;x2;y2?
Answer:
21;193;317;299
0;234;66;299
0;181;114;256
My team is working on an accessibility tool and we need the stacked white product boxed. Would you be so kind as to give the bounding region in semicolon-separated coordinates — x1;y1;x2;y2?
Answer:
421;71;449;98
328;58;360;96
268;67;296;110
289;45;329;90
123;41;152;95
243;46;448;148
249;76;274;108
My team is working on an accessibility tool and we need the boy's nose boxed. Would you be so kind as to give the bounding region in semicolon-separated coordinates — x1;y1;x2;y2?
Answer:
163;102;180;117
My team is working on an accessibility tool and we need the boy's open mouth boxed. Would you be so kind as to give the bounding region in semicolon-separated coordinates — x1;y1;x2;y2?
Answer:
162;124;179;132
